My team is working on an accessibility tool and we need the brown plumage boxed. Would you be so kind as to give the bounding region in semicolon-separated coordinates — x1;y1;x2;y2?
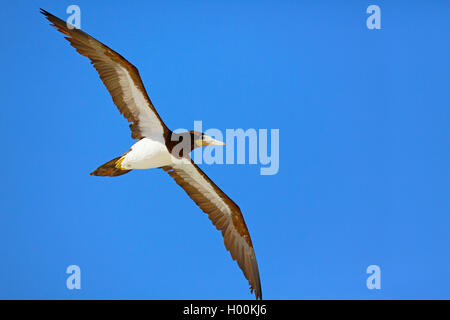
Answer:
161;162;262;299
90;155;131;177
40;9;168;140
42;8;262;299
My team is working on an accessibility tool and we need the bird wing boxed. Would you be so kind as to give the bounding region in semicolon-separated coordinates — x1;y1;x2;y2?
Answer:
41;9;168;139
161;160;262;299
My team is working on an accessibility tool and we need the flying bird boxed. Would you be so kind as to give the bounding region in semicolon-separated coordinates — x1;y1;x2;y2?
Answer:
41;9;262;299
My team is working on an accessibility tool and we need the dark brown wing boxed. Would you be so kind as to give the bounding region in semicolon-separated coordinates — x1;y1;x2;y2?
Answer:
161;160;262;299
41;9;168;139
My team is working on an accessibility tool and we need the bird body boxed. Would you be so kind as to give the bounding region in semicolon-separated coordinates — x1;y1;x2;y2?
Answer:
42;8;262;299
121;137;173;170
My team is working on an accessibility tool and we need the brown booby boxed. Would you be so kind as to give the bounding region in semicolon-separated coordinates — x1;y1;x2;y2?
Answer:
41;9;262;299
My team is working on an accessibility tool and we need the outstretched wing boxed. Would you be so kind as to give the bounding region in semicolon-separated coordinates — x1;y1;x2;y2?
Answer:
161;160;262;299
41;9;168;139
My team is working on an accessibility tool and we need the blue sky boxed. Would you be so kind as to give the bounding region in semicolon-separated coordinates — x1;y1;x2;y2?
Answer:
0;1;448;299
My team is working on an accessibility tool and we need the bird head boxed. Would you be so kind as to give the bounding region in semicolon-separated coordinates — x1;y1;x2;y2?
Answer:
169;131;225;158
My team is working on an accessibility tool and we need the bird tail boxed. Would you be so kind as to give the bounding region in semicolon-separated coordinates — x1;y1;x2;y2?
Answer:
90;155;131;177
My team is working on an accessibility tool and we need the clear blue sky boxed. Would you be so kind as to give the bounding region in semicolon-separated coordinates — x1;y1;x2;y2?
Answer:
0;1;448;299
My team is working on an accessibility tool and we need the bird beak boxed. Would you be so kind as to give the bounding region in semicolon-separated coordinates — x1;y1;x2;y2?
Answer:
196;136;226;147
208;138;226;146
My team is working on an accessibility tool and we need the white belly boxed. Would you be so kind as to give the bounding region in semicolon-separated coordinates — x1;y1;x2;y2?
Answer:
121;137;172;170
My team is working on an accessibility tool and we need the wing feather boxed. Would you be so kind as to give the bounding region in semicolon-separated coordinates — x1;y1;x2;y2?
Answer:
161;161;262;299
41;9;168;139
